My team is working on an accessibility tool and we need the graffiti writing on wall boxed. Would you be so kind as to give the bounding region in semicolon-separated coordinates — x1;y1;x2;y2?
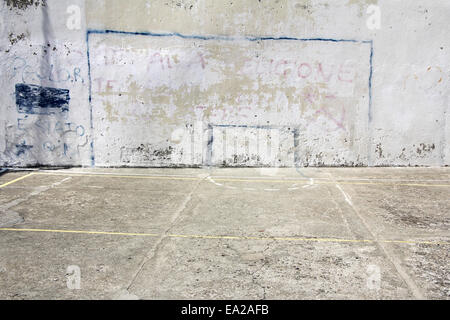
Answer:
0;38;89;165
6;54;84;85
14;116;87;160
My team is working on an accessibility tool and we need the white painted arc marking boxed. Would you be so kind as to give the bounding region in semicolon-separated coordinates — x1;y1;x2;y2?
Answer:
206;175;300;192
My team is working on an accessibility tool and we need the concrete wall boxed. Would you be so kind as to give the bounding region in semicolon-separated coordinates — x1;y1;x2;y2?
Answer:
0;0;448;167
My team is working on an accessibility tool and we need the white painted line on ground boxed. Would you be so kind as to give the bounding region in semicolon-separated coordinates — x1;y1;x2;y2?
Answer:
36;169;450;183
335;183;354;206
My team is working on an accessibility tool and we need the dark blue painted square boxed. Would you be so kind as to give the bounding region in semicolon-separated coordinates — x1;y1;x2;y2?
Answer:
15;83;70;115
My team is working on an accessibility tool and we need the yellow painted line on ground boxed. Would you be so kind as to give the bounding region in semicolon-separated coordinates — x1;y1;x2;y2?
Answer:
213;178;450;188
210;177;450;188
0;228;448;246
0;172;35;189
33;172;201;181
0;228;159;237
32;171;450;188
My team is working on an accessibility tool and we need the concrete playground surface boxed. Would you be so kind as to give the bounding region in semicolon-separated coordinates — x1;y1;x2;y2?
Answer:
0;167;449;300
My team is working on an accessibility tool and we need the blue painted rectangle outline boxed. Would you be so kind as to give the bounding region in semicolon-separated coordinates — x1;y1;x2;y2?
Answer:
86;29;373;167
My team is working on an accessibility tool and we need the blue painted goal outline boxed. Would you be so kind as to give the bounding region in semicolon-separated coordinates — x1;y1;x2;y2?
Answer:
86;29;373;167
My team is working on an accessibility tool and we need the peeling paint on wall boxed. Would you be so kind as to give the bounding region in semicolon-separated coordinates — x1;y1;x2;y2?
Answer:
8;32;26;45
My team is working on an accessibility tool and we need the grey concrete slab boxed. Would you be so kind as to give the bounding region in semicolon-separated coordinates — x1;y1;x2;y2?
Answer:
0;172;36;206
326;167;450;181
390;243;450;300
10;189;184;234
0;168;449;299
0;230;157;300
171;182;371;241
9;181;196;233
335;183;450;240
127;237;414;300
36;173;202;193
0;187;36;207
0;172;23;185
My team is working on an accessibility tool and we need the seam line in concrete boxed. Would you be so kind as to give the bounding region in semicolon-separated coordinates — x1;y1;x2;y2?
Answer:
124;176;204;292
329;173;426;300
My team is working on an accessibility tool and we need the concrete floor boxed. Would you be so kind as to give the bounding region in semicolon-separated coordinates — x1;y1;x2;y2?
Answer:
0;167;449;300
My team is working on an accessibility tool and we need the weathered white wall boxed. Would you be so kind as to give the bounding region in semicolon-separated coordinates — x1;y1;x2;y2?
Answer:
0;0;448;167
0;0;90;167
